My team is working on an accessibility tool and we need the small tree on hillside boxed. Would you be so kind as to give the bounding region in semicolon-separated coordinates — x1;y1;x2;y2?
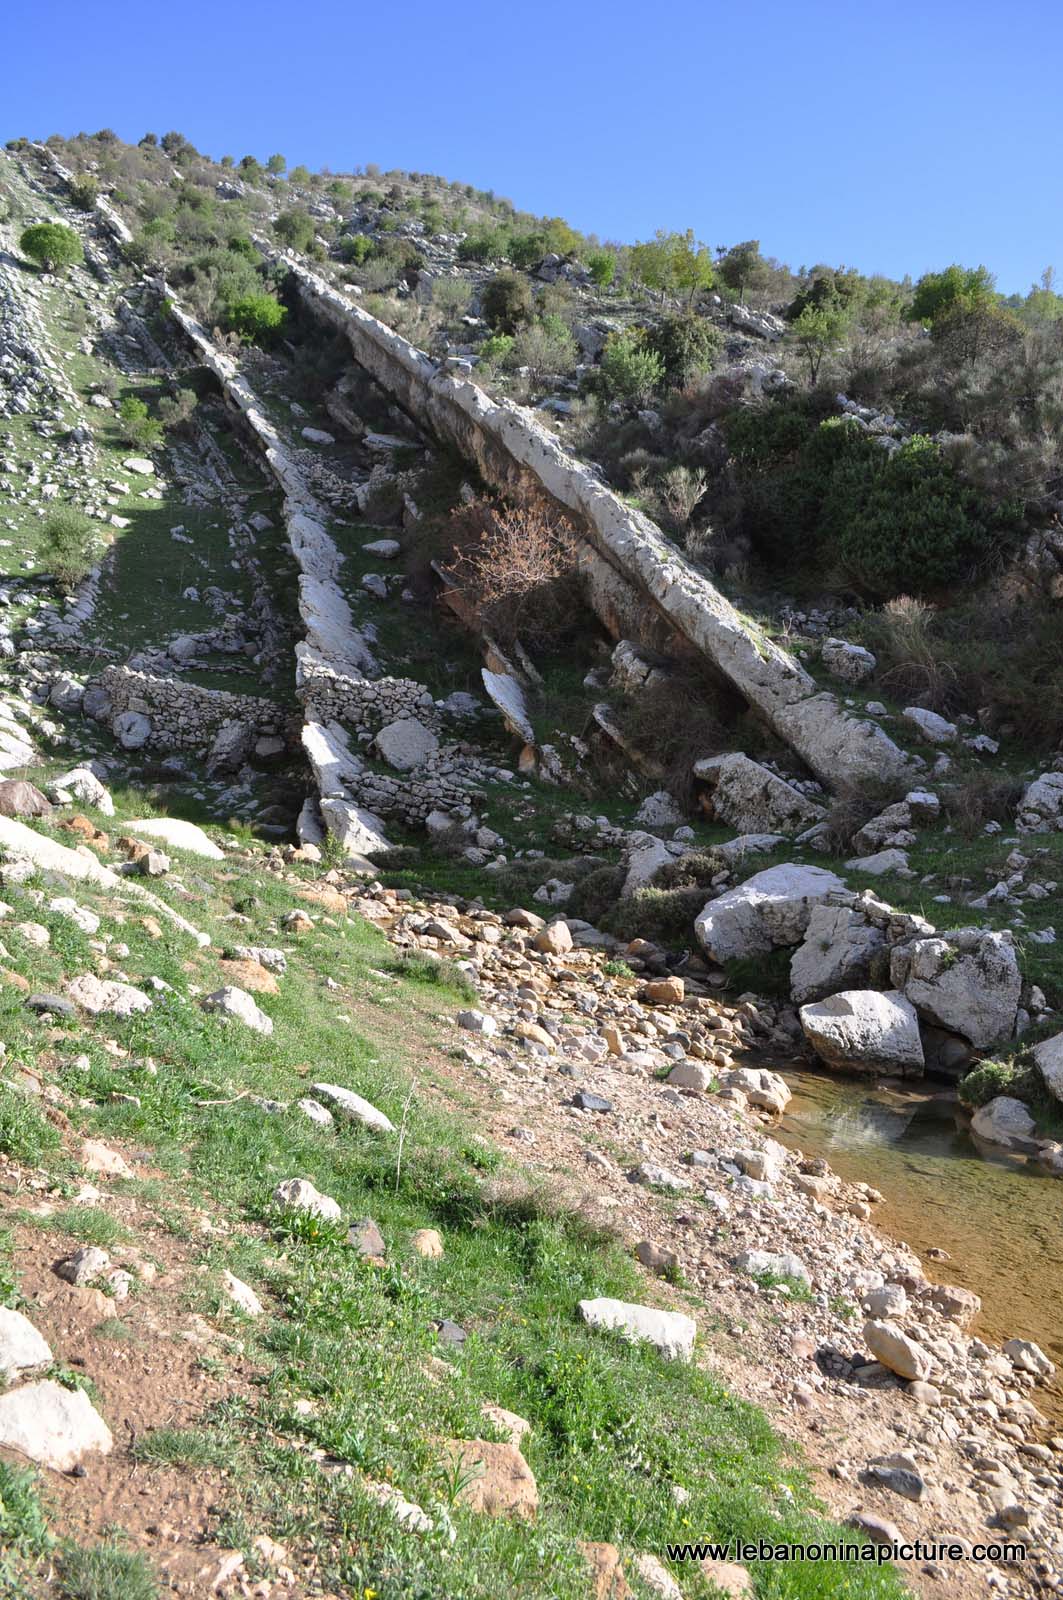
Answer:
266;153;287;175
39;507;96;589
907;264;996;326
716;239;769;301
19;222;83;273
587;250;617;288
68;174;99;211
481;270;533;333
792;301;851;385
225;291;287;343
274;208;316;251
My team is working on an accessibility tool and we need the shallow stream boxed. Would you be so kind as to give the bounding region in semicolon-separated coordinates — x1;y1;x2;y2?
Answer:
775;1068;1063;1423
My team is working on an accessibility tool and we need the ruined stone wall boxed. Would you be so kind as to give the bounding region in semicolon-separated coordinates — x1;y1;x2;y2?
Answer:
279;253;916;792
99;665;288;750
296;651;439;732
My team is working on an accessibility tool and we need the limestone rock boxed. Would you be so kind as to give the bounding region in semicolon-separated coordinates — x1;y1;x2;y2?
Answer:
579;1297;696;1361
113;709;151;749
446;1438;538;1519
695;864;845;963
621;832;674;897
0;1306;52;1380
1031;1031;1063;1102
821;638;876;685
534;920;573;955
790;903;885;1005
903;706;957;743
892;929;1020;1048
222;1271;264;1316
373;717;439;772
799;990;924;1076
693;752;825;836
863;1319;932;1381
969;1096;1038;1151
127;817;223;859
1016;770;1063;834
735;1249;810;1287
845;847;911;877
634;789;684;828
272;1178;341;1220
718;1066;791;1114
0;780;52;818
310;1082;395;1133
0;1379;113;1471
67;974;152;1018
201;986;273;1035
50;767;113;816
481;670;535;745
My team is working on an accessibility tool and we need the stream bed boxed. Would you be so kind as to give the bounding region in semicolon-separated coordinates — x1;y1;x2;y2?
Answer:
775;1068;1063;1422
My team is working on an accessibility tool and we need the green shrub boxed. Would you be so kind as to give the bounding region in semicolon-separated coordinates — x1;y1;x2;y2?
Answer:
117;395;162;450
476;332;514;368
224;290;287;343
509;314;577;383
338;232;373;264
823;432;1020;597
19;221;83;273
595;330;664;404
157;387;197;433
38;507;99;590
588;250;617;287
68;174;99;211
958;1059;1021;1108
481;270;533;333
646;312;720;388
908;263;997;326
274;207;315;251
457;225;510;263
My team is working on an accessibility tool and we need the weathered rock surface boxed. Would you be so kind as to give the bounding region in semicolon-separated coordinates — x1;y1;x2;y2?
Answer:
0;1306;52;1380
799;990;924;1076
127;817;223;859
201;986;273;1035
891;929;1020;1048
969;1096;1038;1151
863;1319;932;1381
693;752;825;835
695;864;845;962
789;903;886;1004
0;1379;113;1471
579;1297;696;1361
309;1082;395;1133
1032;1031;1063;1102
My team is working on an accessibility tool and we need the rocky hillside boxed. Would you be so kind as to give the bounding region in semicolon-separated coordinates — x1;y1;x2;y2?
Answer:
0;132;1061;1599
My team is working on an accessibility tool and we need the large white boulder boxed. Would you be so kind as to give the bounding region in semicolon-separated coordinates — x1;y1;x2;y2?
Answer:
373;717;439;772
891;929;1020;1048
318;796;391;859
127;818;224;859
0;1307;52;1380
800;990;924;1076
113;709;151;749
481;669;535;745
695;864;846;963
790;903;885;1004
693;752;825;836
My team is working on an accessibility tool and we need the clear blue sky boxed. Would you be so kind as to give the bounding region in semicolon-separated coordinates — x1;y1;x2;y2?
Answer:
7;0;1061;293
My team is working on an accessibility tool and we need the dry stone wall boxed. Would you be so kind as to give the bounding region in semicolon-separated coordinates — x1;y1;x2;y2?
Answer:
99;665;288;751
278;252;916;793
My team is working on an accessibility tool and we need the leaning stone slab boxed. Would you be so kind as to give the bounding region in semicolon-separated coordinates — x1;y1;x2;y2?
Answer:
481;669;535;745
578;1296;696;1361
0;1378;113;1471
694;752;825;835
310;1082;395;1133
273;254;916;793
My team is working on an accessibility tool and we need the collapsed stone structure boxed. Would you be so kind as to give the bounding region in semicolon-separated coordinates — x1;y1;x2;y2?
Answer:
275;253;916;792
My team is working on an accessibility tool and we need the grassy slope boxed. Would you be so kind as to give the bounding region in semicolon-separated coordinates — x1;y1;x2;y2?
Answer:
0;792;904;1600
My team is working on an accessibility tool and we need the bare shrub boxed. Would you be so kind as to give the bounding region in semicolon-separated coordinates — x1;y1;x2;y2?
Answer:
615;669;740;807
659;464;707;530
943;773;1025;840
859;596;956;710
444;496;582;648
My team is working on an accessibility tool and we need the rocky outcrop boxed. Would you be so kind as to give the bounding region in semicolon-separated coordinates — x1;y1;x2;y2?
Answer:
890;929;1021;1049
275;254;915;794
695;863;845;962
693;752;825;835
790;903;886;1004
